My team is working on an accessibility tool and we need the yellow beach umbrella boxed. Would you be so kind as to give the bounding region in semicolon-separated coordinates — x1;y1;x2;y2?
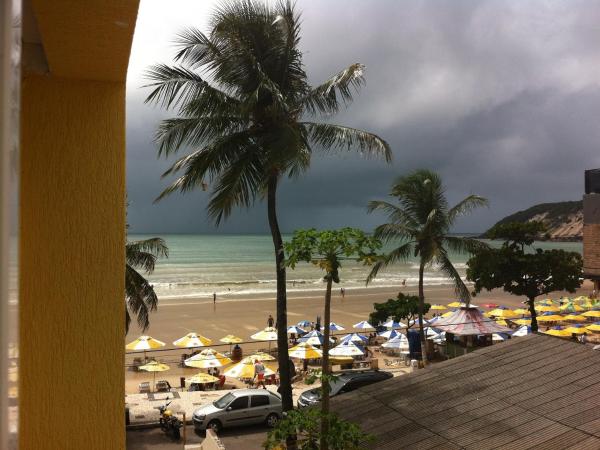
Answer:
173;332;212;348
513;318;532;326
585;323;600;332
185;372;219;384
582;310;600;318
513;308;529;315
247;352;276;362
574;296;590;303
563;325;589;335
184;349;232;369
561;314;587;323
535;305;560;313
489;308;519;318
544;327;570;338
495;319;508;326
126;335;166;351
251;327;278;341
288;342;323;360
139;360;170;392
220;335;243;344
441;310;455;318
537;314;564;322
429;304;447;311
560;303;585;312
224;360;276;379
537;298;555;306
447;301;478;308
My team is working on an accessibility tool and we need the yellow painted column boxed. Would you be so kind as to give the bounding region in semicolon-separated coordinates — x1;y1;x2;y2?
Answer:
19;75;125;450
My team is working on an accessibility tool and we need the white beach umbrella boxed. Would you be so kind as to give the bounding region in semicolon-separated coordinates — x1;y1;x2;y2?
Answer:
184;349;232;369
408;318;431;328
382;334;409;352
329;322;345;331
173;332;212;348
251;327;278;341
513;326;532;337
288;342;323;360
329;341;364;357
382;319;407;329
492;333;507;342
353;320;374;330
378;329;401;340
298;330;334;346
340;333;369;344
286;325;305;335
424;327;439;339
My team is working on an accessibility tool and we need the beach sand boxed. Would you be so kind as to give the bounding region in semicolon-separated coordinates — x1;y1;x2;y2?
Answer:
125;282;595;393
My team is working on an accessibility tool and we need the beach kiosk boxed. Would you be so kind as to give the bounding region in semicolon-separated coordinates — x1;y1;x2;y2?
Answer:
433;307;512;358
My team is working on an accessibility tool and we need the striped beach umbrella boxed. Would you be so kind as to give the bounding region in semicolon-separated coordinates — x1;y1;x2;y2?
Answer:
378;329;401;340
353;320;374;330
173;332;212;348
224;360;276;379
340;333;368;344
297;320;311;327
288;342;322;360
382;319;406;329
329;341;364;357
381;334;409;352
184;349;232;369
220;335;243;344
329;322;345;331
185;372;219;385
126;335;166;351
298;330;333;346
286;326;306;335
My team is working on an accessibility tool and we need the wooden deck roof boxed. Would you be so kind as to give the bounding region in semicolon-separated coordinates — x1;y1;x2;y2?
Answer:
330;334;600;449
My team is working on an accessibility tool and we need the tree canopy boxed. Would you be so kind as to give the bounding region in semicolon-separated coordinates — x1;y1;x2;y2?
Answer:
369;292;430;328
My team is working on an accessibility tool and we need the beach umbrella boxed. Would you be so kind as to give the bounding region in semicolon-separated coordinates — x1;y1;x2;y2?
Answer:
353;320;374;330
329;341;364;357
297;320;311;327
441;310;456;318
544;326;571;338
424;327;439;339
429;304;447;311
329;322;345;331
251;327;278;351
586;322;600;332
535;305;560;312
562;325;589;335
561;314;587;323
560;303;585;313
224;360;276;379
382;319;406;329
340;333;369;344
447;301;478;308
287;325;306;335
184;349;232;369
574;296;591;303
126;335;166;361
536;298;555;306
495;319;509;326
298;330;333;346
173;332;212;348
537;313;564;322
220;335;243;344
513;308;530;315
247;352;276;362
488;307;519;318
492;333;508;342
480;303;499;308
185;372;220;385
513;325;532;337
408;318;431;327
427;316;443;326
378;329;401;340
513;318;532;326
288;342;323;360
139;360;170;392
381;334;409;353
582;310;600;318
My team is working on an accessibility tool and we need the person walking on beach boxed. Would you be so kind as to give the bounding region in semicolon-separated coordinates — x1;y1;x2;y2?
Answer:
254;359;266;389
267;314;274;328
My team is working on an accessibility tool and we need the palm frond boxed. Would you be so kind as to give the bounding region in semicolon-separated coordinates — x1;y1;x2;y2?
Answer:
367;200;419;229
302;122;391;162
366;242;413;284
173;27;223;69
372;223;415;243
443;236;489;255
126;238;169;274
436;250;471;303
448;195;488;224
302;63;365;115
125;264;159;332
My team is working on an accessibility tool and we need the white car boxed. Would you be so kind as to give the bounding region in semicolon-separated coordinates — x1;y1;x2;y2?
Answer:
192;389;282;433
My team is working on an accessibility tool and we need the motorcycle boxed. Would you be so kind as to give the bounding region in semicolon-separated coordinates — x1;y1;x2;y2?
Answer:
158;398;182;440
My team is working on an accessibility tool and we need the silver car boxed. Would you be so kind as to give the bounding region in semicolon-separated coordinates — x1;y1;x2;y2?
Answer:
192;389;282;433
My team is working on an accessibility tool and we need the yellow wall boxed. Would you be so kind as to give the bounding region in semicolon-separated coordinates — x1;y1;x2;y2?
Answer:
20;75;125;450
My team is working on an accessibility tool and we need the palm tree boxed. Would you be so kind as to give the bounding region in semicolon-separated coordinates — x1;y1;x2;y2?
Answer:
367;170;488;365
126;237;169;333
144;0;390;410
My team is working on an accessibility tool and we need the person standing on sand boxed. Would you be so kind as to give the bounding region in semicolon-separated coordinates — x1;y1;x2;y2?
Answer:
402;279;406;286
213;292;216;304
340;287;345;299
254;359;266;389
267;314;274;328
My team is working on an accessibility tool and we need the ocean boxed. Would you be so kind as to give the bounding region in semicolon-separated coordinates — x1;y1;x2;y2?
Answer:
129;234;583;300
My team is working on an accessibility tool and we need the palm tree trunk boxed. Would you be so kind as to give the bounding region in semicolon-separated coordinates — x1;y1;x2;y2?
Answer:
528;296;538;333
320;276;333;450
418;260;428;366
267;176;292;412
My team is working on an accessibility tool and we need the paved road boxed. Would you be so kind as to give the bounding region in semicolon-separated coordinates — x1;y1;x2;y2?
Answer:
127;424;269;450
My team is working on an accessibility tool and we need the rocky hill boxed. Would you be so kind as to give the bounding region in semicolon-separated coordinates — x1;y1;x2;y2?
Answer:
485;201;582;241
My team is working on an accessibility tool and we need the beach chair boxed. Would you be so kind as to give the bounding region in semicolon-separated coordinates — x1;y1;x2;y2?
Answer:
155;380;170;392
138;382;150;394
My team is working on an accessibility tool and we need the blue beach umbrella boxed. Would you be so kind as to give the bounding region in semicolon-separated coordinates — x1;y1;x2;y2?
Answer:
297;320;311;327
329;322;345;331
353;320;374;330
340;333;369;344
378;329;401;340
287;326;305;335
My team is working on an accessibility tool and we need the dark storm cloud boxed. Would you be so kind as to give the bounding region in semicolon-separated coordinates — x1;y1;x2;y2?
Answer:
125;0;600;234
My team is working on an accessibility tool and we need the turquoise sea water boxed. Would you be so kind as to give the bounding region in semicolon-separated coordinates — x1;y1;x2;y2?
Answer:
129;234;582;300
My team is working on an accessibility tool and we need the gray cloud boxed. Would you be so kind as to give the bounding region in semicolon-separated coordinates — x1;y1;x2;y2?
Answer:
125;0;600;234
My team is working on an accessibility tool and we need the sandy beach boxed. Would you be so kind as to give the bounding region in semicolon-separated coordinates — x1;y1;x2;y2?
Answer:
125;282;594;393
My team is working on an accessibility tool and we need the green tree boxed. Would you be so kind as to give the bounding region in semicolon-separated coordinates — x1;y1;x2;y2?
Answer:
285;228;380;450
467;221;583;332
369;292;430;334
264;408;373;450
367;169;488;365
125;237;169;332
144;0;390;410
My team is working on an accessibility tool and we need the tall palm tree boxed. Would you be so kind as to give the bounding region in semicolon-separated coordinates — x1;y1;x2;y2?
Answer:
367;170;487;365
144;0;390;409
126;238;169;333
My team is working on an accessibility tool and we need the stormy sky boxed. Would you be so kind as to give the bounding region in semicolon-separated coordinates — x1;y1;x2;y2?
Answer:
125;0;600;234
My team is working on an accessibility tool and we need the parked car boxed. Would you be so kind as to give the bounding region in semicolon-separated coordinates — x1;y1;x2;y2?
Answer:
192;389;282;433
297;370;393;408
